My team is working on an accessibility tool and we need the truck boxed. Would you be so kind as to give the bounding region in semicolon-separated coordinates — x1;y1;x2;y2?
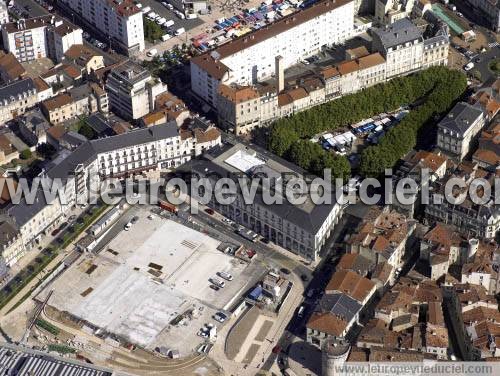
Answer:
159;200;178;214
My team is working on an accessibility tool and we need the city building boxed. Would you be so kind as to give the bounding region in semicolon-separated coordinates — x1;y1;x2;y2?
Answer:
0;343;112;376
374;0;416;25
63;44;105;75
307;293;362;347
325;269;377;305
1;15;83;63
0;51;26;83
472;122;500;171
0;1;8;25
371;18;424;78
7;121;221;251
178;142;343;261
437;102;486;161
425;162;499;240
17;109;51;147
347;206;416;278
105;60;167;120
191;0;355;107
466;0;500;32
215;17;448;135
58;0;145;55
0;78;39;124
41;83;108;125
0;219;26;267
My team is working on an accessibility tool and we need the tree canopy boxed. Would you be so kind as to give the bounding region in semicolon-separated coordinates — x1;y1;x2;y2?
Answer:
267;66;467;179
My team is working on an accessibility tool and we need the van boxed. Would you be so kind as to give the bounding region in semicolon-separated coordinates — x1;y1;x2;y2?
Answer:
164;20;175;28
147;49;158;57
175;27;185;36
186;12;197;19
162;34;172;41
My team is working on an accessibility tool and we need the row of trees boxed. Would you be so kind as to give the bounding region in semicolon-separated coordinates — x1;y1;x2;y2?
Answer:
267;67;467;179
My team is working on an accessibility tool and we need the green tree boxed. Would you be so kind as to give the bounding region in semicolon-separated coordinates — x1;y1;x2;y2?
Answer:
19;149;32;160
78;123;95;140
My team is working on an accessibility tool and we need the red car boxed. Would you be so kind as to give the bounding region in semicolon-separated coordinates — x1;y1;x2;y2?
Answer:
204;208;214;215
51;228;60;236
272;345;281;354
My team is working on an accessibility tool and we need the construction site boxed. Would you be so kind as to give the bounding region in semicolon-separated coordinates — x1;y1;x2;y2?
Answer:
37;207;261;356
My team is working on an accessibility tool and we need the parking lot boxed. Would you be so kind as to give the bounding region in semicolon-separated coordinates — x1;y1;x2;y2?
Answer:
40;206;262;355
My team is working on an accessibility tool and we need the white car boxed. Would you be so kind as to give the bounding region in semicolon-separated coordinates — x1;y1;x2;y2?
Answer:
214;312;227;323
464;62;474;71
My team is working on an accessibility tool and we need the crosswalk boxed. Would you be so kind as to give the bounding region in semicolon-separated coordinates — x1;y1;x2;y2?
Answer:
488;42;499;49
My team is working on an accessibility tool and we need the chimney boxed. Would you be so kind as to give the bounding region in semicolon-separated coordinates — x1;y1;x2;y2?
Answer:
275;55;284;93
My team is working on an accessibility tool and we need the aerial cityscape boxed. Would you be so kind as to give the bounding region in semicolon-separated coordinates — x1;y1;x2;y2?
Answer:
0;0;498;375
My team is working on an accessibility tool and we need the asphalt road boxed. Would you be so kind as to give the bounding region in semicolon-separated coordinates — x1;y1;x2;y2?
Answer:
140;0;204;34
471;47;499;83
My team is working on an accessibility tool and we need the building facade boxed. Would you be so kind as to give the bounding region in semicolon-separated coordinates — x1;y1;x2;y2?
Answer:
0;78;39;124
1;16;83;63
58;0;145;55
179;143;343;261
191;0;355;107
467;0;500;32
437;102;486;161
105;61;167;120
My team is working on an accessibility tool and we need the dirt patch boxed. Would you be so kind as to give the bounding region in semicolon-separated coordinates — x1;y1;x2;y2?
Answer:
243;343;260;364
225;306;259;360
81;287;93;297
254;320;273;342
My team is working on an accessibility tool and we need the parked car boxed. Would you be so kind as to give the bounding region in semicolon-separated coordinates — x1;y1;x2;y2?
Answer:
214;312;227;323
209;284;220;291
204;208;214;215
131;216;139;224
464;62;475;71
51;228;60;236
217;271;233;281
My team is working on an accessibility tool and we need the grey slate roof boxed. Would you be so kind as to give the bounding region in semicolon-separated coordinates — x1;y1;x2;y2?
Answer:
85;113;114;136
182;150;338;235
316;293;362;322
7;187;58;227
47;121;178;180
0;78;35;103
372;18;423;50
438;102;485;135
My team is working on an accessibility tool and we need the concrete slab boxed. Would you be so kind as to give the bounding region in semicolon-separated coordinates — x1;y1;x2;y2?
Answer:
43;207;254;354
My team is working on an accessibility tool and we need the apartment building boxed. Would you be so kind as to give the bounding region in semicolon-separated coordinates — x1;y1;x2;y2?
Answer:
472;122;500;171
0;220;26;267
178;142;343;261
217;52;387;135
215;18;448;135
191;0;355;107
40;83;108;125
6;121;221;254
1;16;83;63
58;0;145;55
0;1;8;25
63;44;105;75
0;52;26;83
374;0;416;25
466;0;500;32
437;102;486;161
17;109;50;147
425;162;499;239
0;78;39;124
105;61;167;120
372;18;424;78
347;206;416;279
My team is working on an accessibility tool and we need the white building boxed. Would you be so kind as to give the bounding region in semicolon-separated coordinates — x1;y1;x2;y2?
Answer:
106;60;167;120
0;1;9;25
7;121;221;252
191;0;355;107
437;102;486;161
1;16;83;63
371;18;425;78
58;0;145;55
